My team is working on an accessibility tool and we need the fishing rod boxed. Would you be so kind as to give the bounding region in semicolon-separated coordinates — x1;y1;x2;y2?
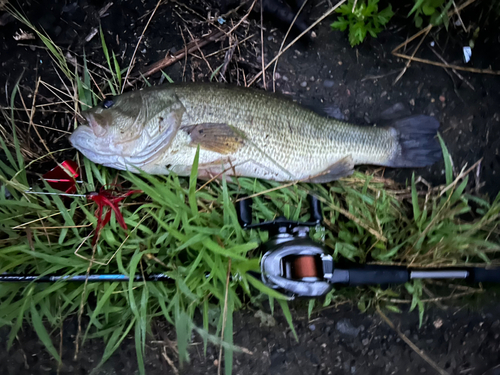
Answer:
3;196;499;299
237;195;500;298
0;273;172;283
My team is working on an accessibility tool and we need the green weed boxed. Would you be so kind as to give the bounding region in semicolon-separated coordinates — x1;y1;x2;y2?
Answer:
330;0;394;47
408;0;453;28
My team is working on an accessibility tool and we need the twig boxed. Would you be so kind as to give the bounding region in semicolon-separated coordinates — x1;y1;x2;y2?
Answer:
391;24;432;56
390;0;497;77
248;0;346;87
217;258;232;375
122;0;162;92
352;0;359;12
272;0;309;92
439;158;482;197
205;33;254;58
394;25;431;84
162;346;179;375
24;78;57;163
384;289;480;304
184;26;214;75
222;0;253;19
376;306;450;375
392;53;500;76
422;286;447;309
226;0;258;35
178;24;188;81
474;159;483;195
260;0;266;89
452;1;466;32
234;180;300;201
138;29;226;78
429;47;475;90
220;34;238;78
98;2;114;18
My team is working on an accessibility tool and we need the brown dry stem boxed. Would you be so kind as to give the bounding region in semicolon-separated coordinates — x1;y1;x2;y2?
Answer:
377;306;450;375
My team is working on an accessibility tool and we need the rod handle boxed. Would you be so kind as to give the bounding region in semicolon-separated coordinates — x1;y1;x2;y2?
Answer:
471;267;500;284
347;266;410;286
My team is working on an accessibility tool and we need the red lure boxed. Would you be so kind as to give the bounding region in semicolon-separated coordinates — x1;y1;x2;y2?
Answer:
42;160;79;194
87;187;142;245
40;161;142;245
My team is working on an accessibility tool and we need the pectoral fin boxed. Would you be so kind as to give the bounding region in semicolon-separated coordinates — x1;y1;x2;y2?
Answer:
305;155;354;183
182;123;245;154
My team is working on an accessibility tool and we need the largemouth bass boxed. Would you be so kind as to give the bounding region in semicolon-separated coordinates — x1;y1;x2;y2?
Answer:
69;83;441;182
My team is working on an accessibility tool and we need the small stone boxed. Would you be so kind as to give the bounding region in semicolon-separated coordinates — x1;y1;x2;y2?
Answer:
420;367;426;373
309;324;316;331
431;98;435;103
254;310;276;327
282;75;289;81
323;79;335;88
409;99;415;106
433;318;443;329
274;72;281;79
362;338;370;346
214;359;219;366
300;81;307;87
380;91;387;98
439;95;446;102
335;319;361;337
338;61;343;65
310;76;315;81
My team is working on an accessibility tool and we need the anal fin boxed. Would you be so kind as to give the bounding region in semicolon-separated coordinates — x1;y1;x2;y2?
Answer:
305;155;354;183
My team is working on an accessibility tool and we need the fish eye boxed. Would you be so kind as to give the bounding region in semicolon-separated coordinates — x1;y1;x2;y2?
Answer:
102;97;115;109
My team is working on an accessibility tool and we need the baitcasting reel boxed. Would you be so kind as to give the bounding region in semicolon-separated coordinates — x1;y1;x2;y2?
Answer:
237;195;500;299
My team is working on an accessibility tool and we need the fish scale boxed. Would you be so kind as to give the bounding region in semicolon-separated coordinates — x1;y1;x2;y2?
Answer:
69;83;441;182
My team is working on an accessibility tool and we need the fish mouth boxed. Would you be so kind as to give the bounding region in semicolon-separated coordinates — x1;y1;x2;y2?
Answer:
69;114;115;159
82;112;107;137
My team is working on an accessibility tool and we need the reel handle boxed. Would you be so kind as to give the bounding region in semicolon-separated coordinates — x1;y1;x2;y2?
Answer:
236;195;323;231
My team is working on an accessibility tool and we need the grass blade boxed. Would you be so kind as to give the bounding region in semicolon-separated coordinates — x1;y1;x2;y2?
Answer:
30;300;61;363
277;299;298;341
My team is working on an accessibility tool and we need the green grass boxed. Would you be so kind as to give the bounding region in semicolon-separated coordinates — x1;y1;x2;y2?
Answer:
1;3;500;374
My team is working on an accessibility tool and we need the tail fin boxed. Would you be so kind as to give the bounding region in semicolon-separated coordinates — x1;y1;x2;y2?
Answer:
386;115;442;168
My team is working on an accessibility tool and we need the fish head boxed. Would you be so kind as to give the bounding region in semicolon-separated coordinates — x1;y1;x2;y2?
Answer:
69;88;185;171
